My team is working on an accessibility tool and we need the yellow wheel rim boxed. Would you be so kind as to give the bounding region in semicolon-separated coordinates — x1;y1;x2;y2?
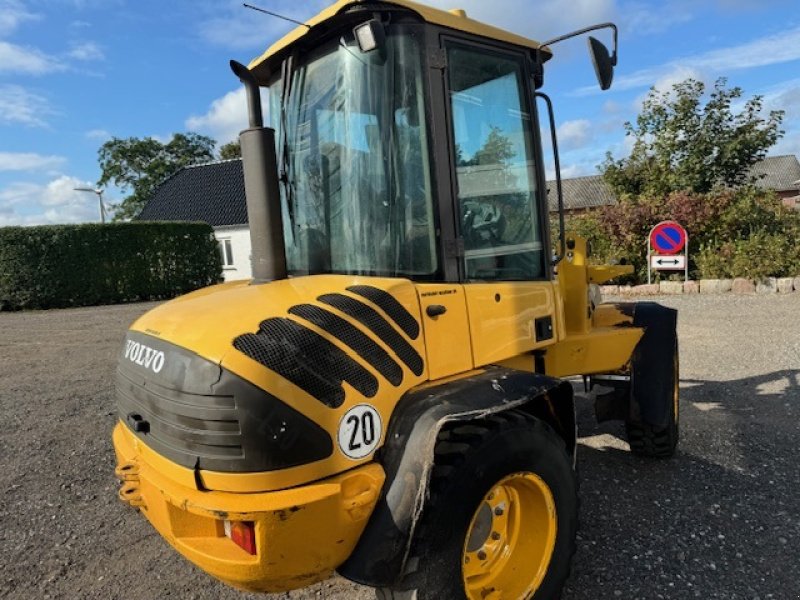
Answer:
673;349;680;423
461;472;557;600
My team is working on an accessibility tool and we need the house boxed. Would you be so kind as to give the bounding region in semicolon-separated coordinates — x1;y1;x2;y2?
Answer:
545;174;617;214
749;154;800;208
137;154;800;282
136;159;252;281
546;154;800;212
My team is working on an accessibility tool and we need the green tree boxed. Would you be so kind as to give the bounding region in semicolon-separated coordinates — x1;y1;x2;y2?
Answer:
602;78;784;197
219;140;241;160
457;126;515;167
98;133;216;220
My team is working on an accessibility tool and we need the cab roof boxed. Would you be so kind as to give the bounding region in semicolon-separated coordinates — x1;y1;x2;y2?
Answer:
247;0;551;81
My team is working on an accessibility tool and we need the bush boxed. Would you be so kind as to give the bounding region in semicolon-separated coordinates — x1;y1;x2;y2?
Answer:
0;222;222;310
556;187;800;283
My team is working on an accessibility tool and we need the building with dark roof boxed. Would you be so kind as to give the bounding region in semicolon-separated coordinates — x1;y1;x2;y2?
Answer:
546;174;617;213
136;159;252;281
546;154;800;212
137;159;247;226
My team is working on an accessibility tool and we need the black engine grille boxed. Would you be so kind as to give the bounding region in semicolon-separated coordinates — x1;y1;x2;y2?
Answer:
117;332;332;473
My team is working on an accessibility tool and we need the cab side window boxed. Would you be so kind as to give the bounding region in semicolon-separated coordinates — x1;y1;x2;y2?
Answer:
447;43;544;281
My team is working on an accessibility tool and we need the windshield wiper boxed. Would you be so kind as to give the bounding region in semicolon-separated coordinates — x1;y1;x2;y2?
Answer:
279;54;296;231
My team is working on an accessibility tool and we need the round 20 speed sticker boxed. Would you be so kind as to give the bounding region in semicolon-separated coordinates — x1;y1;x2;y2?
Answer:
338;404;382;460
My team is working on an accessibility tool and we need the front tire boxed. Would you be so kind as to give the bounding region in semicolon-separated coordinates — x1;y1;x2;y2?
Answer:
626;341;679;458
383;411;577;600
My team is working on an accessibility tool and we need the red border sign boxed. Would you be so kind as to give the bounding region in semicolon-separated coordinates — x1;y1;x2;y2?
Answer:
649;221;686;255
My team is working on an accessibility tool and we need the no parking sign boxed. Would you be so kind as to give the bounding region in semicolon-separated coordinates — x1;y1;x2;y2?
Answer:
650;221;686;255
648;220;689;283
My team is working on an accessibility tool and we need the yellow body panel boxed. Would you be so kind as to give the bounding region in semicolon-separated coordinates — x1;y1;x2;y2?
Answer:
593;302;635;329
588;264;634;285
114;422;384;593
248;0;550;82
543;327;643;378
464;282;558;366
416;283;473;380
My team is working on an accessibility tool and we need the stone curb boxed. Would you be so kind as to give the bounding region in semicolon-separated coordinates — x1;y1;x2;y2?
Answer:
601;277;800;297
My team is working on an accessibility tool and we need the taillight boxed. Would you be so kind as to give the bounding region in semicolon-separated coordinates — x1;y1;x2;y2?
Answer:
224;520;257;555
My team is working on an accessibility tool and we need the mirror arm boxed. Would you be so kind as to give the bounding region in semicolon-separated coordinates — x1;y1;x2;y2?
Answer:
535;91;566;265
540;22;618;65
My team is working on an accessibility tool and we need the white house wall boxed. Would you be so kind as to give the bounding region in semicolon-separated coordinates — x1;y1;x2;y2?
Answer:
213;226;252;282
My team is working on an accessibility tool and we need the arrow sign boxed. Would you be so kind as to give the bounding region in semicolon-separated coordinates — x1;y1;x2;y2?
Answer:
650;254;686;270
649;221;687;255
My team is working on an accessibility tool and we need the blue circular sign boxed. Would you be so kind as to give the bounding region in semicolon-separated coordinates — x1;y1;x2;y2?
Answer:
650;221;686;255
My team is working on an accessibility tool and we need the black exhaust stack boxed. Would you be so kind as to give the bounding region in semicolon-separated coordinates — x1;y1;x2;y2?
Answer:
230;60;287;284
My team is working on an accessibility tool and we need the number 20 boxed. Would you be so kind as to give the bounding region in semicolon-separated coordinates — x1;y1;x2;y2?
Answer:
347;411;376;451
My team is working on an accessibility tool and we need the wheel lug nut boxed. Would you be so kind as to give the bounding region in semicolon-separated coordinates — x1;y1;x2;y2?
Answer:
494;506;504;516
464;556;470;564
491;531;501;540
477;550;487;560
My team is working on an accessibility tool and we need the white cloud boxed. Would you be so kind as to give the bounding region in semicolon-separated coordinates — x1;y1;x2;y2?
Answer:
197;1;329;50
0;40;64;75
0;152;66;172
621;1;693;35
85;128;111;140
0;84;54;127
650;66;706;94
186;87;268;145
760;78;800;116
0;0;39;36
772;131;800;158
68;41;104;61
0;175;101;226
557;119;592;151
545;162;596;180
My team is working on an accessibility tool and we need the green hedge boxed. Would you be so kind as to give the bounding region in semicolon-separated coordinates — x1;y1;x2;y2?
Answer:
0;222;223;310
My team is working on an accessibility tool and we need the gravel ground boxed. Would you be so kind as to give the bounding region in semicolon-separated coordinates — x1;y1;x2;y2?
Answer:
0;294;798;599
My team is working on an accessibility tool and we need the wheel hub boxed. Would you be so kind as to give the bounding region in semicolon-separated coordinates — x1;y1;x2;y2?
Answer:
462;472;557;600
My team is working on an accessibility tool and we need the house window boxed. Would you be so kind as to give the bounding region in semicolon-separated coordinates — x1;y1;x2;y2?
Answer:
218;238;234;268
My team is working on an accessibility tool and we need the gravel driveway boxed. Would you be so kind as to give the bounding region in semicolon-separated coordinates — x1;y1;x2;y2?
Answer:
1;294;798;599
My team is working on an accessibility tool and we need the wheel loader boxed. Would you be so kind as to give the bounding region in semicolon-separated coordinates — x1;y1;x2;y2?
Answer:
113;1;679;598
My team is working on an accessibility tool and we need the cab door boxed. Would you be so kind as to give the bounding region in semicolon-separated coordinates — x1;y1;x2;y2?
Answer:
444;39;559;367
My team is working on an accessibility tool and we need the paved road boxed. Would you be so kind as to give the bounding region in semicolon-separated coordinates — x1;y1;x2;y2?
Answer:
0;294;797;599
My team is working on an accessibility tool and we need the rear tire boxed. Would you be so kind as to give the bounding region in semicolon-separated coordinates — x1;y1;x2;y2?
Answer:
381;411;578;600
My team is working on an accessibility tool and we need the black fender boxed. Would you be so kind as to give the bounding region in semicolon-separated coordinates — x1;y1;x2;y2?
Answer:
630;302;678;428
337;367;575;587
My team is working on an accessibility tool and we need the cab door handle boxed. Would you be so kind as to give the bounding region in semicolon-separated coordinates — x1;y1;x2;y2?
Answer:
426;304;447;318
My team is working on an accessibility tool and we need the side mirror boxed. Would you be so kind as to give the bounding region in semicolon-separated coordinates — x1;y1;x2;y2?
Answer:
588;36;614;90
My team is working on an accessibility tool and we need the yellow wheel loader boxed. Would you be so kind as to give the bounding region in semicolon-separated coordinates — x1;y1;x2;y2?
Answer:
113;2;679;598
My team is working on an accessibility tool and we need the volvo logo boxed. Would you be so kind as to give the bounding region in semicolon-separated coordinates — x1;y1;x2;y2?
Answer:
124;340;165;374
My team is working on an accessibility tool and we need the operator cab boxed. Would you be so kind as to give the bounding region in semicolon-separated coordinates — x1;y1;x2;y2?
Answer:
248;2;557;285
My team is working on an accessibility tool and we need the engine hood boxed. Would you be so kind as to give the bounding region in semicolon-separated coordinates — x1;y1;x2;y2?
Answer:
132;275;422;366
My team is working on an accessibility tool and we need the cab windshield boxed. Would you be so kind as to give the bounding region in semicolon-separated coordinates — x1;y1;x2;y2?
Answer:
269;26;437;278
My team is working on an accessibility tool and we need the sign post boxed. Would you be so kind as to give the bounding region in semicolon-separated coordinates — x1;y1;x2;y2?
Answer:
647;220;688;283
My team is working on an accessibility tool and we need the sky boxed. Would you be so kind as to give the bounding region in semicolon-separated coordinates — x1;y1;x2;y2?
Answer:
1;0;799;226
